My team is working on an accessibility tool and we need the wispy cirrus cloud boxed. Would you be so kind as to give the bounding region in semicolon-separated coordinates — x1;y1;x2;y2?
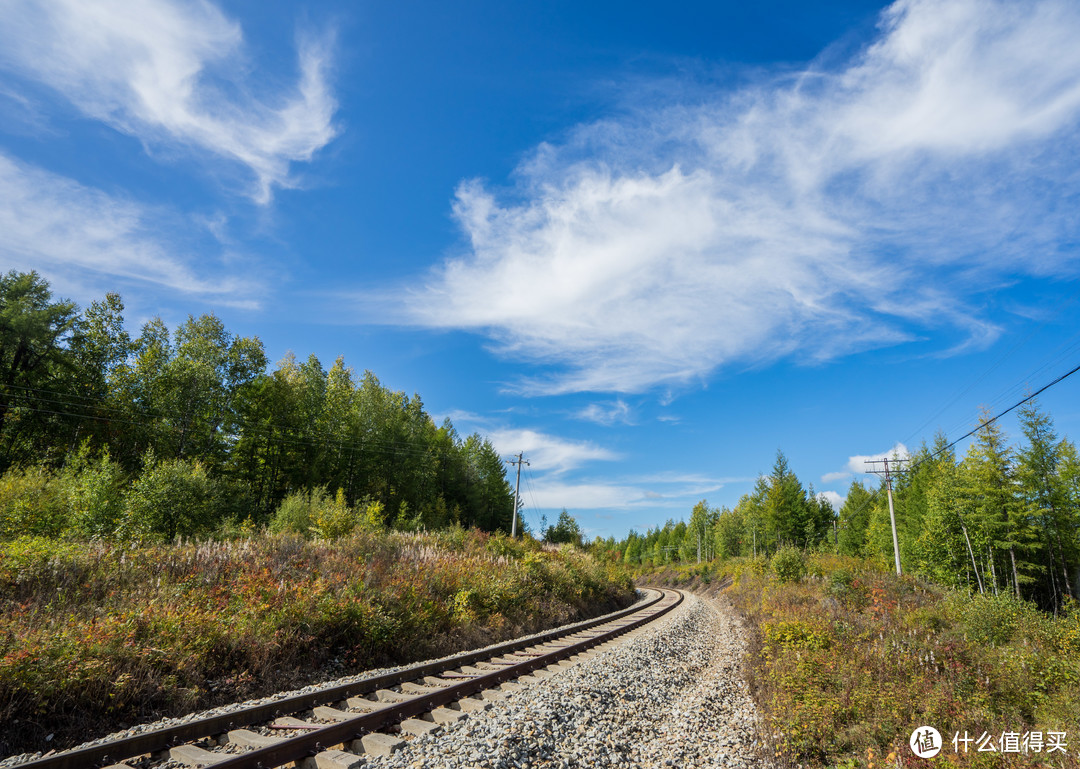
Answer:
0;152;262;306
575;399;633;425
0;0;338;202
404;0;1080;395
487;428;618;475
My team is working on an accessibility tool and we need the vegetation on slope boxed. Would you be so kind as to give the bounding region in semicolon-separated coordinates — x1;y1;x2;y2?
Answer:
638;554;1080;769
0;528;633;756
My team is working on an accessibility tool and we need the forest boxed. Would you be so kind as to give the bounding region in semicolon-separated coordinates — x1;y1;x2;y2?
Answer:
603;411;1080;615
0;270;516;541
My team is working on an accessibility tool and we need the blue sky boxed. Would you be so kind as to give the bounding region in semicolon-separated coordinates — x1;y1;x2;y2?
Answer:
3;0;1080;538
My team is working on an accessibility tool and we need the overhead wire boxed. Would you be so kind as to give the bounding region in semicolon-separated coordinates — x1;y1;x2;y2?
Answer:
522;465;546;535
0;384;460;461
901;288;1080;448
828;356;1080;540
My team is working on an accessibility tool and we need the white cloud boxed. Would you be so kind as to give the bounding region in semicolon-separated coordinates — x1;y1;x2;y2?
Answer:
525;480;645;510
575;399;633;425
847;442;912;475
818;491;845;511
821;471;853;484
0;0;337;202
0;152;261;304
487;428;618;475
403;0;1080;394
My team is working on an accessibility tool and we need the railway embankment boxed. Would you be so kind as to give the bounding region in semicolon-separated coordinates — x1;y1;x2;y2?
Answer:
637;553;1080;768
0;529;633;757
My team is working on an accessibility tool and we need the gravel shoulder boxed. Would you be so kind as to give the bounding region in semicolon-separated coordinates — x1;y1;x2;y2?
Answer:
368;591;772;769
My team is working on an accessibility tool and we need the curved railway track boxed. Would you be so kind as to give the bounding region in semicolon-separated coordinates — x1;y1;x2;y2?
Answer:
17;589;683;769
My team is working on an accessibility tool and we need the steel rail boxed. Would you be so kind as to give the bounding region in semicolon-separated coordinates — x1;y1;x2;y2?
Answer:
211;589;684;769
18;590;670;769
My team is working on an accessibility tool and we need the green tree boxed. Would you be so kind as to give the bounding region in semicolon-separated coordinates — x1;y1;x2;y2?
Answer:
837;480;875;556
545;509;583;546
961;412;1032;598
765;450;810;549
0;271;79;468
1017;400;1078;611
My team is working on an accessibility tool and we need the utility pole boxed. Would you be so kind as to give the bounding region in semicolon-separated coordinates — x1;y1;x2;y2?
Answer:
506;452;529;537
865;457;906;576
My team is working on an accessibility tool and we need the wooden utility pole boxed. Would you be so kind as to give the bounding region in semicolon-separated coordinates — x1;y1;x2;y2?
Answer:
865;457;906;576
506;452;529;537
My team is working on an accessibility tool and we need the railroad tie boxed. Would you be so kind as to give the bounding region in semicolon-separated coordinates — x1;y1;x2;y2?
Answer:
400;681;446;694
312;705;355;721
343;696;387;712
354;732;405;757
300;749;365;769
168;744;227;767
425;706;466;725
400;717;442;737
454;696;491;712
227;729;286;749
373;689;412;703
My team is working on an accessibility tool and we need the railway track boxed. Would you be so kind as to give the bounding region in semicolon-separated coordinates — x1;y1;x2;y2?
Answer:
17;589;683;769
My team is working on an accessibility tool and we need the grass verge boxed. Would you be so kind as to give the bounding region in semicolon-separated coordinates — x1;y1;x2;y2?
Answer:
0;529;633;756
636;554;1080;769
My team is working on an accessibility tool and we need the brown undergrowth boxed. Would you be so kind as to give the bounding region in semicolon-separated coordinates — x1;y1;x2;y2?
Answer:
0;529;633;757
636;555;1080;769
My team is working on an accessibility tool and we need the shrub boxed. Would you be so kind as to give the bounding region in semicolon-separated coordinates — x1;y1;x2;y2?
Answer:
771;546;806;584
0;465;69;539
66;451;125;538
118;457;221;540
270;488;324;535
311;489;355;539
826;568;855;599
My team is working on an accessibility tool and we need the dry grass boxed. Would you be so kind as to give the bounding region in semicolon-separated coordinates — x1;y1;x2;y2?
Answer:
636;555;1080;769
0;529;633;756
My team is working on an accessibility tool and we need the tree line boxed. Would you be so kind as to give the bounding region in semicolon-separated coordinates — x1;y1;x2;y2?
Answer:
0;270;515;539
602;405;1080;614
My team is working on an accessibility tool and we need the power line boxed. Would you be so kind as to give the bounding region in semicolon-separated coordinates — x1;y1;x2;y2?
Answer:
918;358;1080;468
522;466;546;534
1;383;453;459
900;287;1080;447
830;356;1080;563
505;452;529;537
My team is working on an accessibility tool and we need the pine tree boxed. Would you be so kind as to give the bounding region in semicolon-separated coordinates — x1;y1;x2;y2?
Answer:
962;411;1031;598
1016;400;1076;611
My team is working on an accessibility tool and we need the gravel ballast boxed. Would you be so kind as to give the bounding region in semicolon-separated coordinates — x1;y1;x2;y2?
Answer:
365;591;770;769
3;591;769;769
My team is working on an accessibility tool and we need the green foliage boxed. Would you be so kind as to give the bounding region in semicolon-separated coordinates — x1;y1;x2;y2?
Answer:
118;455;222;540
0;529;635;756
763;619;831;650
771;545;806;583
0;272;516;541
0;465;68;538
269;488;321;535
65;448;126;538
544;509;583;546
311;488;357;539
715;555;1080;768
